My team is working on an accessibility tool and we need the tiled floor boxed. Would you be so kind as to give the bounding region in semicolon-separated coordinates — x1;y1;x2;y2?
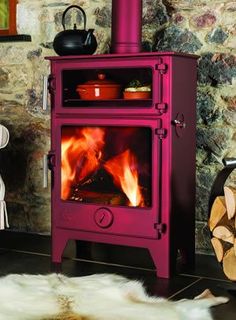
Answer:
0;232;236;319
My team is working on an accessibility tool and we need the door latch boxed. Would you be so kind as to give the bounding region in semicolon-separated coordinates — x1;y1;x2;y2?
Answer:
43;152;55;188
172;113;186;137
154;223;166;238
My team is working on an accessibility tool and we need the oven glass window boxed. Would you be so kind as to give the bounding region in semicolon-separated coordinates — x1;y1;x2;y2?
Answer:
61;126;152;207
62;68;152;108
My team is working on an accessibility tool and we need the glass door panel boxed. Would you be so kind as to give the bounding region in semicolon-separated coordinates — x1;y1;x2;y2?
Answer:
62;68;152;108
61;126;152;208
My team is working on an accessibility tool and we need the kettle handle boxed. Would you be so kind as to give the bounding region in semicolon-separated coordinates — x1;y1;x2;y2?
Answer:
62;5;87;30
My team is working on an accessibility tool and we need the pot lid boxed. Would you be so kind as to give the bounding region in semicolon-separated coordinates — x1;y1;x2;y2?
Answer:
78;73;120;87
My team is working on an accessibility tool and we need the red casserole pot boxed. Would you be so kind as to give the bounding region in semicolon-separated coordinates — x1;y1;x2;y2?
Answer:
76;73;121;100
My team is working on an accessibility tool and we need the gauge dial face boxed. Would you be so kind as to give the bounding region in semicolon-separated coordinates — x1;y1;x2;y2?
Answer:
94;208;113;228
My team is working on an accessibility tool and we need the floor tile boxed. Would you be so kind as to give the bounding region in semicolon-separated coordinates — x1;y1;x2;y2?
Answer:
181;254;229;281
0;250;51;275
0;231;51;254
62;256;200;298
0;249;199;299
170;278;236;320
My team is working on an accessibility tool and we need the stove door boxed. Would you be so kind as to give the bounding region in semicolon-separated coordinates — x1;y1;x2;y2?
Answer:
49;55;169;117
51;117;164;239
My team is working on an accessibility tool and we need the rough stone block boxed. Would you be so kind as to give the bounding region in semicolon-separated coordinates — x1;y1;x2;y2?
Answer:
196;90;220;125
154;25;202;53
198;53;236;86
197;126;232;157
207;27;228;44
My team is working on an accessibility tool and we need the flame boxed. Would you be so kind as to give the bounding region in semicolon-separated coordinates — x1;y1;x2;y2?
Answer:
61;127;105;200
104;149;144;207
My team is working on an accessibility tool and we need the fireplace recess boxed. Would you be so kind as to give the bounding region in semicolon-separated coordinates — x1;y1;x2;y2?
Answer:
45;51;198;278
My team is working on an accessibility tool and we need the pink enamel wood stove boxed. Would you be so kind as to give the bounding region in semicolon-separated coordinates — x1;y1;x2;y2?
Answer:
46;51;198;278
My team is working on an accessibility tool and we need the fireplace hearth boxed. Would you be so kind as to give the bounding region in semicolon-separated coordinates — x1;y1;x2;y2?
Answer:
45;51;197;278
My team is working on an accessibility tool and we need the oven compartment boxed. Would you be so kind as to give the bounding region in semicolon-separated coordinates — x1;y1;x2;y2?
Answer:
51;117;165;239
47;54;169;116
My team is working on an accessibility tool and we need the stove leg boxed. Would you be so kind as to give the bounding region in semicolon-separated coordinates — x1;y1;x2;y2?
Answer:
178;247;195;273
51;262;62;273
148;242;171;278
51;228;68;267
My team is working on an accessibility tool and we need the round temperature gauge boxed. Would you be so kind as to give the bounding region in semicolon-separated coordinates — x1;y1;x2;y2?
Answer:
94;208;113;228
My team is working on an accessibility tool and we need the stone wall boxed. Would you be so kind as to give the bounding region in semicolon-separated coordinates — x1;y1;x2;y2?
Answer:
0;0;235;253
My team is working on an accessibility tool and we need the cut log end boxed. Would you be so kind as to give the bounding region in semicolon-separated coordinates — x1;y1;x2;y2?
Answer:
211;237;232;262
223;247;236;281
212;225;234;244
224;186;236;220
209;196;226;231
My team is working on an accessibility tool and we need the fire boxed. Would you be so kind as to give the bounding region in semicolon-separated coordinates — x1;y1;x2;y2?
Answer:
61;127;145;207
61;127;105;200
104;149;144;207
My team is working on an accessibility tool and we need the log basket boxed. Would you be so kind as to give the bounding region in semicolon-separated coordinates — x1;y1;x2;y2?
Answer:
209;158;236;212
208;157;236;294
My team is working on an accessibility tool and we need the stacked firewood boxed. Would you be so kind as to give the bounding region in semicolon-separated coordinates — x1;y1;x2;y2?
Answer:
209;186;236;281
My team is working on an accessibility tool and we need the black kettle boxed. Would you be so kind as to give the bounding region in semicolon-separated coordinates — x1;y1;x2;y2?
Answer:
53;5;97;56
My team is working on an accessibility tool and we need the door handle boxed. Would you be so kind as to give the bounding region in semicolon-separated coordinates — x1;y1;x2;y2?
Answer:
42;75;48;111
43;153;56;188
43;154;48;188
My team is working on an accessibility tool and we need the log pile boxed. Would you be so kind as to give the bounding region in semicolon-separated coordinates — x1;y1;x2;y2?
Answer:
209;186;236;281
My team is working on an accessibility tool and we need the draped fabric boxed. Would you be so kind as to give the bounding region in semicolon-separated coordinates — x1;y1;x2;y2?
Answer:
0;124;9;229
0;175;9;229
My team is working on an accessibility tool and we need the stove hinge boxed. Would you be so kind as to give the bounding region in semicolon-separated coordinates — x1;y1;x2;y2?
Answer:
155;128;167;139
155;103;168;115
154;223;166;238
155;62;168;74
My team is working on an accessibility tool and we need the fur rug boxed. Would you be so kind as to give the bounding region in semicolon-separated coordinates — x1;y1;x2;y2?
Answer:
0;273;228;320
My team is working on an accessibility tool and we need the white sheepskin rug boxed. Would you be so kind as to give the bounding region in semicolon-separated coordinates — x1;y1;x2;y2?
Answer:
0;273;228;320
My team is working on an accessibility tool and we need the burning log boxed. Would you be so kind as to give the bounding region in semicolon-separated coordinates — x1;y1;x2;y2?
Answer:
70;189;127;206
69;168;128;205
208;188;236;280
77;168;115;190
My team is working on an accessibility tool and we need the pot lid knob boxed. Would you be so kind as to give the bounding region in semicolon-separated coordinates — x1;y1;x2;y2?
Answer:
98;73;106;80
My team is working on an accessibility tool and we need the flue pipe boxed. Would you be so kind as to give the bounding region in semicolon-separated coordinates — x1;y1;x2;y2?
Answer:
111;0;143;54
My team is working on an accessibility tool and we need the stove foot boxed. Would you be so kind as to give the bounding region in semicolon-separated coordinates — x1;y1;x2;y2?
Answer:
51;262;62;273
51;228;69;264
148;244;171;279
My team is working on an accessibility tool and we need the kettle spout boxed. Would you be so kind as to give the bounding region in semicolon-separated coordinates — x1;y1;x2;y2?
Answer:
84;29;94;46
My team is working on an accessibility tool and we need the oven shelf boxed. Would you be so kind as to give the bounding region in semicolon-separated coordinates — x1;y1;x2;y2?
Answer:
63;98;153;108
